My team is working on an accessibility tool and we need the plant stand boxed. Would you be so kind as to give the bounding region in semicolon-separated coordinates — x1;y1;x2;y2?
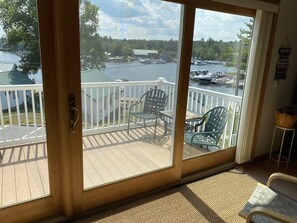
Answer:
268;125;295;169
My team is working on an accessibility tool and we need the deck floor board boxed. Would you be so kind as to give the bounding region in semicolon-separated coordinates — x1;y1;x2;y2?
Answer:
24;144;45;200
36;143;50;195
83;150;106;185
13;146;31;204
1;148;16;206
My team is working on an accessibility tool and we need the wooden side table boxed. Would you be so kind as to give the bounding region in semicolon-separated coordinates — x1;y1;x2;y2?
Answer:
268;125;295;169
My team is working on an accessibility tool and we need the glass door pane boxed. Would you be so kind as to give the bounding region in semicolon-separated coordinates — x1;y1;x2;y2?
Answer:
0;0;50;207
183;9;254;159
79;0;181;189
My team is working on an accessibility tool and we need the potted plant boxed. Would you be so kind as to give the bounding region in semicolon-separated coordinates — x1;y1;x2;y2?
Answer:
275;106;297;128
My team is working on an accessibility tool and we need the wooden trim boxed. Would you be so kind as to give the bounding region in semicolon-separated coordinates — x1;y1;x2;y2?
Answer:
193;1;256;17
182;148;236;176
164;0;280;8
52;0;73;217
65;0;84;214
210;0;278;14
0;198;57;223
172;3;196;177
81;168;176;210
37;0;63;212
250;13;278;160
164;0;256;17
52;0;83;217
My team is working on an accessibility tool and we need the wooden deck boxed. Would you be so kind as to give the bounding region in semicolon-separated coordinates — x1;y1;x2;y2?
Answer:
0;143;49;208
82;126;172;189
0;126;208;208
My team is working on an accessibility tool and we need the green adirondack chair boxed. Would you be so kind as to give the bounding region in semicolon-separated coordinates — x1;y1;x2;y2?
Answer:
127;89;168;139
184;106;228;150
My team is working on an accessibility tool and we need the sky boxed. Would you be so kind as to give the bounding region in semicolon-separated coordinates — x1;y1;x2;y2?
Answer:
93;0;253;41
0;0;252;42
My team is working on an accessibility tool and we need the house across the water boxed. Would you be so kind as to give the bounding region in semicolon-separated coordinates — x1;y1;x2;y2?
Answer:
81;69;120;125
0;64;35;110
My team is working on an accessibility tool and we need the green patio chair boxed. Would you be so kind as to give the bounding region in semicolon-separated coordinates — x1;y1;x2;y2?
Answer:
127;89;168;139
184;106;228;150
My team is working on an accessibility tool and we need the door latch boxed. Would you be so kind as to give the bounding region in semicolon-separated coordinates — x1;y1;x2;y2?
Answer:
69;94;79;133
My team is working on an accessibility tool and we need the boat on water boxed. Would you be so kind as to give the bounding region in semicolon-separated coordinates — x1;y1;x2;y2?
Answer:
189;70;200;81
211;72;230;84
191;57;207;65
190;70;231;84
194;60;207;65
139;58;167;64
205;60;225;65
190;70;213;83
154;59;166;64
211;76;229;84
198;72;214;84
139;58;153;64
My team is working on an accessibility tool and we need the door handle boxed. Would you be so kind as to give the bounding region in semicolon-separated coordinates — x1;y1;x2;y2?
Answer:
69;94;79;133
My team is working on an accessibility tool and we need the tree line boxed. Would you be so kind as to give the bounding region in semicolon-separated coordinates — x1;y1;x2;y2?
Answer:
100;37;241;63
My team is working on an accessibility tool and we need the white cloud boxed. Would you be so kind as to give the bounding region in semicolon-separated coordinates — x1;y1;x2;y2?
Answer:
194;9;251;41
95;0;251;41
203;10;238;22
117;0;134;9
164;19;180;30
97;0;181;40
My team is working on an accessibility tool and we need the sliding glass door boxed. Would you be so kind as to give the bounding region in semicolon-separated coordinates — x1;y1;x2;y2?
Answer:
78;0;182;190
182;6;255;175
0;0;62;221
56;0;186;212
183;9;254;159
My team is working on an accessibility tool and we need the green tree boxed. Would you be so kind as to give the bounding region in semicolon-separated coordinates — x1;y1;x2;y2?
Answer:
238;19;253;71
80;0;106;70
0;0;40;74
0;0;106;74
233;19;253;96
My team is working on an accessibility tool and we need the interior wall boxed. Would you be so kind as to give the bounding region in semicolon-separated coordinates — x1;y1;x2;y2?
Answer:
255;0;297;156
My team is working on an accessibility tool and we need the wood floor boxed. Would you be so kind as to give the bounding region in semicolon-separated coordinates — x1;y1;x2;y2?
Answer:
1;126;208;208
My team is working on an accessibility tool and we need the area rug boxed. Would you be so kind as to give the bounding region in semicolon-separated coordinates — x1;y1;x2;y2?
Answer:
75;171;258;223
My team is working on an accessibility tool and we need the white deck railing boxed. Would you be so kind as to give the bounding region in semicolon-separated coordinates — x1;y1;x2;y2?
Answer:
0;80;242;148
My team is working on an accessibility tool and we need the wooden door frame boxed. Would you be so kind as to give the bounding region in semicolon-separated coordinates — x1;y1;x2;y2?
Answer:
0;0;63;222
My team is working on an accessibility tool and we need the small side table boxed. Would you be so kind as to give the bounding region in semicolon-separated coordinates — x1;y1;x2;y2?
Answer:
268;125;295;169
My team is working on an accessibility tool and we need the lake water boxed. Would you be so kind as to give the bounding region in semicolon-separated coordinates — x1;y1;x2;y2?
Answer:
0;51;242;96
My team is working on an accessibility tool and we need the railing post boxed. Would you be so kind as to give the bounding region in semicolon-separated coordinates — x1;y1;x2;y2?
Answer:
156;77;166;91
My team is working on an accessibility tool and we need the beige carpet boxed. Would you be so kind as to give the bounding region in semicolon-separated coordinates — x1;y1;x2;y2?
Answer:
75;171;258;223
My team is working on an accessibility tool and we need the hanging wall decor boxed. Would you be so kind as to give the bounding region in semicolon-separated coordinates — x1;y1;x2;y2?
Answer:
275;36;292;80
